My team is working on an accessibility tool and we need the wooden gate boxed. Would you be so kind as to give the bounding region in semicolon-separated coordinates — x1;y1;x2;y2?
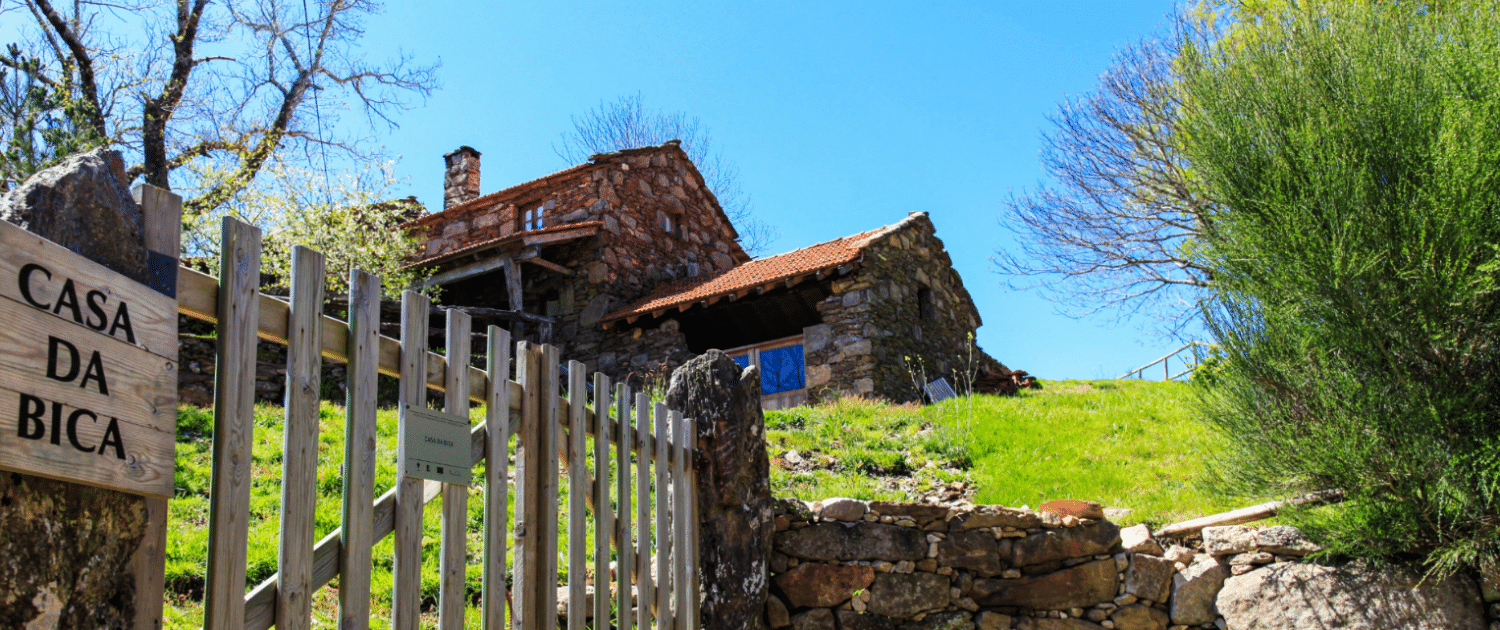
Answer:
178;216;700;630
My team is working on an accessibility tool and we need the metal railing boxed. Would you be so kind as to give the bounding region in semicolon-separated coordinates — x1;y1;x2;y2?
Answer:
1117;341;1213;381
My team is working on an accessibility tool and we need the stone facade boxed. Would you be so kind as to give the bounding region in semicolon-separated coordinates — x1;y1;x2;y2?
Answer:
410;142;1000;404
801;214;993;403
410;142;748;383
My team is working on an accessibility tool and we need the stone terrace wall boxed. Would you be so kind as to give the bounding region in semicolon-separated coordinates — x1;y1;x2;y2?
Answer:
803;213;995;403
769;498;1500;630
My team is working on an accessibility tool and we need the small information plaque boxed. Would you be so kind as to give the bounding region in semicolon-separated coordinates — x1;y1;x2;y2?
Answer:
398;405;472;484
925;377;958;404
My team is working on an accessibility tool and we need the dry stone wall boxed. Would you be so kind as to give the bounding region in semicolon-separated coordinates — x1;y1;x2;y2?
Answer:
767;499;1500;630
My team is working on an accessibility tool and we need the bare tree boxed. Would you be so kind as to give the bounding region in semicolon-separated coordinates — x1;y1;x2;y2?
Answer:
994;35;1215;336
0;0;437;215
555;93;778;256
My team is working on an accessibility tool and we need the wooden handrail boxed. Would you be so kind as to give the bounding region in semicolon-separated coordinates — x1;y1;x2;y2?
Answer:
1117;341;1212;381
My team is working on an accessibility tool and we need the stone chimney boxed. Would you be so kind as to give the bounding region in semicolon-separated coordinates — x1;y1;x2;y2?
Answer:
443;146;482;210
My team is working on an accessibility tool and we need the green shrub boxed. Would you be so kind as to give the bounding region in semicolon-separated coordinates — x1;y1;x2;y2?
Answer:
1181;1;1500;576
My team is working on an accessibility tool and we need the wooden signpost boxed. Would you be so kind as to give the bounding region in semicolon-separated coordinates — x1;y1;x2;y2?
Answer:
0;218;178;499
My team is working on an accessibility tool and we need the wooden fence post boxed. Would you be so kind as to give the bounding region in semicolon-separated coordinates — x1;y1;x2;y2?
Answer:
615;382;635;630
205;217;263;630
393;291;430;630
440;308;472;630
593;372;613;628
567;361;589;630
654;402;672;630
339;269;382;630
635;392;654;630
277;246;327;630
483;326;513;630
513;342;544;630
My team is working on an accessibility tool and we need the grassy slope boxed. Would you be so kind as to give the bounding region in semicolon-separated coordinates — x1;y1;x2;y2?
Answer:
766;379;1231;526
165;379;1217;627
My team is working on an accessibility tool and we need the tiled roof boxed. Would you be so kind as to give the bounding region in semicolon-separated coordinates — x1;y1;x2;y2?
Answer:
600;219;914;323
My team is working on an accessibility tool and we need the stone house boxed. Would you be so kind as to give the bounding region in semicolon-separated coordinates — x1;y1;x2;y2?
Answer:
407;142;1000;407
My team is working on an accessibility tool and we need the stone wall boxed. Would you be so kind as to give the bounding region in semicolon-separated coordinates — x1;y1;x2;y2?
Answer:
767;499;1500;630
802;213;996;403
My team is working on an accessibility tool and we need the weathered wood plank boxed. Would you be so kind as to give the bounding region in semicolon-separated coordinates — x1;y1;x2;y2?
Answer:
594;373;613;628
0;218;178;359
636;393;653;630
131;183;178;630
338;269;380;630
204;217;261;630
440;309;472;630
0;297;177;497
616;382;634;630
483;327;512;630
673;412;691;630
513;342;544;630
541;345;562;625
567;361;589;630
655;402;672;630
276;246;326;630
393;291;430;630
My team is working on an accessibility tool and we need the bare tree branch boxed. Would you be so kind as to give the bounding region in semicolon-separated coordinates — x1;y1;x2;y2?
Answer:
555;93;778;256
995;31;1215;337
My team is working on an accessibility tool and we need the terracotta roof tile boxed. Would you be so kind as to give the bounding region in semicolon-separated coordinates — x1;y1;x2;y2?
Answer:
601;219;911;323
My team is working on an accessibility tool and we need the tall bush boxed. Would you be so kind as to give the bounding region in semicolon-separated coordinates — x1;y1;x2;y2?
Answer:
1180;2;1500;575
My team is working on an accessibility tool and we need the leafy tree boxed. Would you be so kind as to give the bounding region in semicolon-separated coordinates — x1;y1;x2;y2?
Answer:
0;44;105;189
183;159;430;298
0;0;437;216
994;33;1215;336
555;93;778;256
1179;0;1500;576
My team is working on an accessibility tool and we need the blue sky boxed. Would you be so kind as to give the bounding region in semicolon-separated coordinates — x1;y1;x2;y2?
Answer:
3;1;1196;379
351;1;1193;380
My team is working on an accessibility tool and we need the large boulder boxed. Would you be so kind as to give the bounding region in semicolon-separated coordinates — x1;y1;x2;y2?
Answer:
1216;561;1487;630
776;522;927;562
0;148;147;284
1109;604;1168;630
1124;554;1174;602
667;352;777;630
867;572;951;617
1170;557;1228;625
1012;521;1120;567
971;559;1117;610
774;563;873;608
936;530;1004;576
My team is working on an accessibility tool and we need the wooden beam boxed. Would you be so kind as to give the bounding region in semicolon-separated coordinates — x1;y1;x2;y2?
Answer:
521;225;600;247
1157;490;1343;537
524;257;574;276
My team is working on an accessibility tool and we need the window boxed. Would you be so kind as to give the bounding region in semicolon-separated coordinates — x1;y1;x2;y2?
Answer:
522;205;545;231
659;210;684;239
918;287;935;322
726;336;806;395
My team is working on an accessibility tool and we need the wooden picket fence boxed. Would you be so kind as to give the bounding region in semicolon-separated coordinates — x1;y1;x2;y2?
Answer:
176;217;700;630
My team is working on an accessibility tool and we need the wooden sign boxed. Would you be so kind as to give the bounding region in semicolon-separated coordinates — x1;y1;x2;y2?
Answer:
0;220;177;498
399;404;472;484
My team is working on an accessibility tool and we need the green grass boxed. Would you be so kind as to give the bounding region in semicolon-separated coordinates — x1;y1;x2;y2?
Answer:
766;379;1233;526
